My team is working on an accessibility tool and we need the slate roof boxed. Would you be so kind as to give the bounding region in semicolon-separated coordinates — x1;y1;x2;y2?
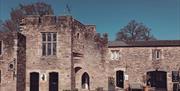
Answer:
108;41;128;47
108;40;180;47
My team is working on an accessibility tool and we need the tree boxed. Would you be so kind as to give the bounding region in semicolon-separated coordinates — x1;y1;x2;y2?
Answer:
3;2;54;31
0;20;4;31
116;20;156;42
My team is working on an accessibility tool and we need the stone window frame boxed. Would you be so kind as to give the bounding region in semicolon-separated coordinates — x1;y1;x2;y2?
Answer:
41;32;57;56
0;40;3;56
110;50;121;60
172;71;179;82
152;49;161;60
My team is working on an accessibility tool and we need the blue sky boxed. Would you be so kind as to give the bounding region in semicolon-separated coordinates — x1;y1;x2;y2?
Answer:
0;0;180;40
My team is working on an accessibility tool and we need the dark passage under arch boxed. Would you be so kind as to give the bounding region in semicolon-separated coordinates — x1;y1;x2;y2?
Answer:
75;67;82;73
147;71;167;90
82;72;90;89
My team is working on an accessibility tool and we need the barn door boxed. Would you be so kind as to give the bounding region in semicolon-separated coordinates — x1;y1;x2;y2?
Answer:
116;70;124;88
147;71;167;90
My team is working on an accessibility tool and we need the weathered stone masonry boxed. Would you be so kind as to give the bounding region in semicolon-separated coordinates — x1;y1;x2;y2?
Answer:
0;32;26;91
20;15;107;91
108;41;180;91
0;15;180;91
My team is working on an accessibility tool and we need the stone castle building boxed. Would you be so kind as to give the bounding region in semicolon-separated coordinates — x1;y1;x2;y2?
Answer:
0;15;180;91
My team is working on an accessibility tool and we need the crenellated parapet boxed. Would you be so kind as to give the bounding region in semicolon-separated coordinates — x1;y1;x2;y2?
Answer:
19;15;73;30
19;15;108;53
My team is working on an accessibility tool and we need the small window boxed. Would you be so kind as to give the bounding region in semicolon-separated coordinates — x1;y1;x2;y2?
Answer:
0;41;2;55
42;32;57;56
77;33;80;39
111;50;120;60
156;50;160;59
172;71;179;82
153;49;161;60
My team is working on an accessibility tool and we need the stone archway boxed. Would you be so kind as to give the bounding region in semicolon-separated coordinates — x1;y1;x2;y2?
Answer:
74;66;91;90
81;72;90;90
74;66;83;90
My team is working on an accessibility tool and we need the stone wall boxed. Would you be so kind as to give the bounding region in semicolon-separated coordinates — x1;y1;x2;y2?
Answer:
71;18;108;90
0;32;25;91
20;15;73;91
1;15;179;91
108;46;180;91
19;15;109;91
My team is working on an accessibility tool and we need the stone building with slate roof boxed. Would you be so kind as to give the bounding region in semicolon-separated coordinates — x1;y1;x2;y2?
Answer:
0;15;180;91
108;40;180;91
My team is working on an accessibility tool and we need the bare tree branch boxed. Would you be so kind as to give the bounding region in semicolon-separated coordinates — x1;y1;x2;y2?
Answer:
116;20;156;42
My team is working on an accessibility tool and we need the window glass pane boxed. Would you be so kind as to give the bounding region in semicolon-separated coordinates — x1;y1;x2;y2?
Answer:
156;51;160;59
41;32;57;56
42;43;46;56
42;33;46;41
53;43;56;55
48;43;51;55
53;33;57;41
47;33;51;41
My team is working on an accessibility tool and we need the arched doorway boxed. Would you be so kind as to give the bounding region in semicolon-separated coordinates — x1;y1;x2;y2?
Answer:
81;72;90;90
30;72;39;91
49;72;59;91
147;71;167;90
116;70;124;88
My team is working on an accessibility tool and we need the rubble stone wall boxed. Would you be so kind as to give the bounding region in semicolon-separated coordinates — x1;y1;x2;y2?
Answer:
108;46;180;90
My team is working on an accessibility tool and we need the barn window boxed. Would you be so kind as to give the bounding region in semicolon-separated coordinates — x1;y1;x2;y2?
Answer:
155;50;160;59
111;50;120;60
152;49;161;60
42;32;57;56
172;71;179;82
